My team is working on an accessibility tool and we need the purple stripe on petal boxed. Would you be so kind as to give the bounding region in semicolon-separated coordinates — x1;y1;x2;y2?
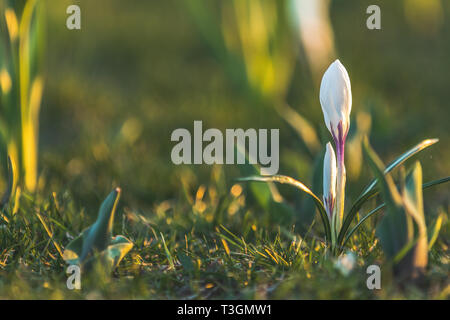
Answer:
324;195;335;221
336;121;347;165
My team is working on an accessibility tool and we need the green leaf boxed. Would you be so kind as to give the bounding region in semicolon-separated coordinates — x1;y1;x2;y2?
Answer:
403;162;427;272
361;139;438;197
236;145;294;225
102;236;133;270
78;188;121;262
63;226;90;265
428;210;446;250
340;175;449;248
236;146;278;210
338;138;438;245
238;175;331;245
342;203;385;248
63;188;133;273
362;138;409;260
83;235;133;274
404;162;424;218
423;176;450;189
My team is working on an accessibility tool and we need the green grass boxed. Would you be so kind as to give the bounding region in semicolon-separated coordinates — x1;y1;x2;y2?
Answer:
0;173;448;299
0;0;449;299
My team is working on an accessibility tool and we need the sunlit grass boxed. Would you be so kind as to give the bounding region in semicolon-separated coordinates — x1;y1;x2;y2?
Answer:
0;1;448;300
0;171;448;299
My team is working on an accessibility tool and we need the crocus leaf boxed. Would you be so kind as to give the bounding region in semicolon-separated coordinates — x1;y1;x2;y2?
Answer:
402;161;427;274
362;138;409;260
337;188;378;246
342;203;385;248
422;176;450;189
341;176;450;248
101;236;133;271
238;175;331;245
236;145;295;225
404;162;424;217
63;228;88;265
428;210;446;251
81;235;133;274
63;188;133;273
236;145;278;210
338;138;438;245
360;139;438;197
78;188;121;262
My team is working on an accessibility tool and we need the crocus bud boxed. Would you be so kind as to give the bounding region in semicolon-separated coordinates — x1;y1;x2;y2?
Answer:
323;142;337;220
320;59;352;232
319;59;352;147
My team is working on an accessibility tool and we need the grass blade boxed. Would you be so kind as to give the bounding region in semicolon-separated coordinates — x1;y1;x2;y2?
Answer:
161;232;175;270
36;212;64;259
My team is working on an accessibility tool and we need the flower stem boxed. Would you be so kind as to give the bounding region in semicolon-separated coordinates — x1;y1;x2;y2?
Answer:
335;139;346;233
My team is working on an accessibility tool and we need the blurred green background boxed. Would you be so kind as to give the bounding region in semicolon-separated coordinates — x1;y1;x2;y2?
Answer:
39;0;448;215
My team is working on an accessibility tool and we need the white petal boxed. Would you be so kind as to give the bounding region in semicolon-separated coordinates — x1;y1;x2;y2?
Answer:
319;59;352;136
323;142;337;214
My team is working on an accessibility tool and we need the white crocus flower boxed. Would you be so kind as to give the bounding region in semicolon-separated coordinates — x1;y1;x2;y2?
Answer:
323;142;337;221
319;59;352;232
319;59;352;144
